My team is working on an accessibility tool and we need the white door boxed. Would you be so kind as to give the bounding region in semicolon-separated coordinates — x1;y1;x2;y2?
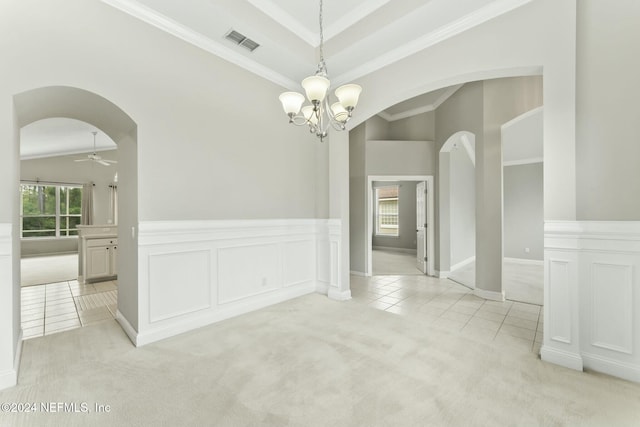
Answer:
416;181;427;273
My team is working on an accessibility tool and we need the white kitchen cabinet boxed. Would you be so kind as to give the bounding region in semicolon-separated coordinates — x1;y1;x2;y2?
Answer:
77;225;118;284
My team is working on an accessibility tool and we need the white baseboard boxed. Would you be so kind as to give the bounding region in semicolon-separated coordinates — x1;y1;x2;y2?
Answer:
116;310;139;347
582;352;640;383
474;288;505;302
328;288;352;301
372;246;417;254
504;257;543;265
316;281;329;294
350;270;367;277
540;345;584;372
450;256;475;272
436;270;449;279
0;330;22;391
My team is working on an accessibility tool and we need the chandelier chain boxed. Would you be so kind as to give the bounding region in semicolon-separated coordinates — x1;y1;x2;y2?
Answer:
318;0;326;73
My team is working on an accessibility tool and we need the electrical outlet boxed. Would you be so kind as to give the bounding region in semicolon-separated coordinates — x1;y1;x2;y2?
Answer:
525;247;530;253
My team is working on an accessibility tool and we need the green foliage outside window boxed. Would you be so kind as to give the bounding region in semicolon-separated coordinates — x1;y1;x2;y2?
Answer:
20;184;83;238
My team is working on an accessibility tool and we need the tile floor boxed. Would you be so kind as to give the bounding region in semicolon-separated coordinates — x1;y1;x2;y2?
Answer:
21;280;118;340
350;274;543;354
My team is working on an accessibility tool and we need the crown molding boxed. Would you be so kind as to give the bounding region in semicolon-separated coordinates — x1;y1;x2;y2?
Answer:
378;84;462;122
334;0;534;86
100;0;299;90
102;0;532;90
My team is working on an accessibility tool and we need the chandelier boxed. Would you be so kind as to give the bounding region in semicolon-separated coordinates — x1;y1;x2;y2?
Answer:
278;0;362;142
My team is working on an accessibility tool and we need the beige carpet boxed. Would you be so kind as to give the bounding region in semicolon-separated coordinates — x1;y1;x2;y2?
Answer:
2;293;639;426
21;254;78;287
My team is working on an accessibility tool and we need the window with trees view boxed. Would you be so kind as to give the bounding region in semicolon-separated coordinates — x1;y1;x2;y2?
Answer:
375;185;399;236
20;184;83;238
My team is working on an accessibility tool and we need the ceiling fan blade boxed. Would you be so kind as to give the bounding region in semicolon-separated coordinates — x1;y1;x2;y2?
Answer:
74;158;91;162
102;159;118;164
97;160;111;166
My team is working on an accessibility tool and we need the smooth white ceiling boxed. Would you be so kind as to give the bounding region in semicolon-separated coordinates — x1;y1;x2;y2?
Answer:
21;118;117;160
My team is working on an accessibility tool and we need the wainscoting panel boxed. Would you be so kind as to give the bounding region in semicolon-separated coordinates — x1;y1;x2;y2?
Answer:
0;223;19;390
589;261;633;354
283;240;315;288
148;249;211;323
544;221;640;382
135;220;337;346
218;243;280;304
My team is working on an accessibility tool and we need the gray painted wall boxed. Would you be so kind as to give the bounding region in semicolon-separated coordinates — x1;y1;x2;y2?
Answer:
504;163;544;260
20;150;119;256
349;123;367;273
576;1;640;220
478;76;542;293
435;82;484;272
388;112;435;141
372;181;417;251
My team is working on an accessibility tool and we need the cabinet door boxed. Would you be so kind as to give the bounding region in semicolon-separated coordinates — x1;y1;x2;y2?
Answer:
110;244;117;276
87;246;111;279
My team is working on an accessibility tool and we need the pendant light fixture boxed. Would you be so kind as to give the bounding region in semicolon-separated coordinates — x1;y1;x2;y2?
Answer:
278;0;362;142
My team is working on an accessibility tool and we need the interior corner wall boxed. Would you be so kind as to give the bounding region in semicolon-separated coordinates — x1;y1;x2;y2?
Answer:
364;115;390;140
576;0;640;220
388;111;435;141
372;181;417;251
504;163;543;260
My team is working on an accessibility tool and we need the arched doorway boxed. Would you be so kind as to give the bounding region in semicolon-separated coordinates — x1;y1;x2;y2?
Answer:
439;131;476;288
11;86;138;345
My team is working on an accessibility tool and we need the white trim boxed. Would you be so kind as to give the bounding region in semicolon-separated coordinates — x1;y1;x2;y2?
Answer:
501;106;543;130
473;288;505;302
460;133;475;166
101;0;533;90
372;246;417;254
377;85;463;122
328;288;352;301
503;158;543;166
366;175;435;278
0;330;22;391
503;257;543;266
116;310;139;346
582;353;640;383
450;256;475;272
540;345;584;372
350;270;367;277
100;0;298;90
435;270;450;279
335;0;534;86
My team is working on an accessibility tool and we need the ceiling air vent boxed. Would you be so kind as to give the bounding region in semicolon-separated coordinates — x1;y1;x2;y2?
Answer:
224;29;260;52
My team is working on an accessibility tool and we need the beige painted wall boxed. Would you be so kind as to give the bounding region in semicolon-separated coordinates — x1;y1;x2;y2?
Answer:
576;0;640;220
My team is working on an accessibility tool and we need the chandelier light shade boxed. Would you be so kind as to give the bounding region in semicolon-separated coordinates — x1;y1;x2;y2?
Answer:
279;0;362;142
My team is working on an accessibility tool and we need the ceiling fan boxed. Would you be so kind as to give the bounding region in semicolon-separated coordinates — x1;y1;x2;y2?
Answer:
75;131;117;167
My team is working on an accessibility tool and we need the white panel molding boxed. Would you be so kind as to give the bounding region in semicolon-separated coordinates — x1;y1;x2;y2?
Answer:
0;330;22;391
327;219;350;300
136;219;336;346
544;221;640;382
473;288;505;302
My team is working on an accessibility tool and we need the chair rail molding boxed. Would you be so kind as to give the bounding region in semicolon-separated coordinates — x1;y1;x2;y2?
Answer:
133;219;343;346
542;220;640;383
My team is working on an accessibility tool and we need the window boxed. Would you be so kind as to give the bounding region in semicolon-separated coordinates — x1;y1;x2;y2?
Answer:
20;183;83;238
375;185;399;236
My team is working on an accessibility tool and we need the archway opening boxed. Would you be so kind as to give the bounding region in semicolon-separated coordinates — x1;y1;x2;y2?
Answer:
12;86;138;341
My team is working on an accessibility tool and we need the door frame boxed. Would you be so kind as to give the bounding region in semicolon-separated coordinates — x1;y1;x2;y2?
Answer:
366;175;434;277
